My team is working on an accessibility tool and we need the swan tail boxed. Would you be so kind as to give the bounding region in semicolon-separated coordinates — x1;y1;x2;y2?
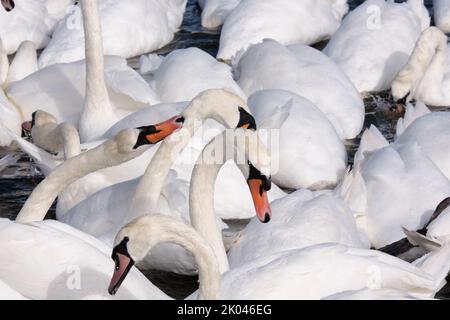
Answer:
336;165;367;219
403;227;442;251
353;125;388;165
139;54;164;75
413;242;450;292
395;101;431;137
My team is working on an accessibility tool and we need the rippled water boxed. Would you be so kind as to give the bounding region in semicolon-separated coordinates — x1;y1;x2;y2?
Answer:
0;0;447;299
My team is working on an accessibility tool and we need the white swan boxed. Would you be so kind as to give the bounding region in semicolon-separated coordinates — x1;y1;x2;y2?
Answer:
217;0;349;60
38;0;187;68
198;0;240;29
59;90;283;275
3;129;177;300
324;0;430;93
0;279;28;300
110;215;450;299
392;27;450;106
247;90;347;189
142;48;246;103
340;124;450;248
0;0;74;54
434;0;450;33
2;0;159;145
13;109;182;217
234;39;364;139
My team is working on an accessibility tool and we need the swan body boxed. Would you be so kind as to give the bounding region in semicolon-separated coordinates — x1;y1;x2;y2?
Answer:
4;56;158;141
227;189;370;268
434;0;450;33
38;0;187;68
0;278;28;300
0;218;168;300
234;39;364;139
324;0;430;93
113;215;449;300
247;90;346;189
392;27;450;106
324;288;429;300
341;125;450;248
217;0;349;60
198;0;240;29
0;0;74;55
144;48;246;103
59;90;281;275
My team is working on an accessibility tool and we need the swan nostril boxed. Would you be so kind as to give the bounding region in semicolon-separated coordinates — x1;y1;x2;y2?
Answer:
262;213;271;223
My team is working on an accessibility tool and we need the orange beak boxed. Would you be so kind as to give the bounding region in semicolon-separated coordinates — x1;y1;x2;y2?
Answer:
248;179;272;223
134;115;184;149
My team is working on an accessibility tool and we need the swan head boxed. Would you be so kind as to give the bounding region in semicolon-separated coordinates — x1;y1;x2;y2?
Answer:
134;115;184;149
21;110;57;134
108;236;134;295
183;89;256;130
1;0;14;11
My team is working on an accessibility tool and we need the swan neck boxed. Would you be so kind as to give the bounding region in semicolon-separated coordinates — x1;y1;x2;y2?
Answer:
80;0;110;125
16;139;145;223
155;218;220;299
127;116;200;219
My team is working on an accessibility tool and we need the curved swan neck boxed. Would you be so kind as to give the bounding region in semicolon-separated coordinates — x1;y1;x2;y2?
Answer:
394;27;448;100
79;0;113;141
59;123;82;159
128;91;247;220
189;130;271;274
126;215;220;300
16;134;147;223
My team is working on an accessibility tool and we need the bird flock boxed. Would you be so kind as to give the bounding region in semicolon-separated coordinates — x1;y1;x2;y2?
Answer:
0;0;450;300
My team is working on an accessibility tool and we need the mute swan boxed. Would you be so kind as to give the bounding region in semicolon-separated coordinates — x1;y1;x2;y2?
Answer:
217;0;349;60
60;90;281;275
340;124;450;248
18;110;183;216
110;215;450;299
324;288;429;300
0;0;74;54
38;0;188;68
2;0;159;145
15;123;181;223
2;128;180;300
434;0;450;33
142;48;246;103
392;27;450;107
324;0;430;93
198;0;240;29
234;39;364;139
247;90;347;189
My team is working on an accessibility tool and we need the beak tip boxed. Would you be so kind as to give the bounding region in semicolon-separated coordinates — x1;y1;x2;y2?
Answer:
261;212;271;223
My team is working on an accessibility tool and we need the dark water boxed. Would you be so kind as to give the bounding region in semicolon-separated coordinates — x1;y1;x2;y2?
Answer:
0;0;447;299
